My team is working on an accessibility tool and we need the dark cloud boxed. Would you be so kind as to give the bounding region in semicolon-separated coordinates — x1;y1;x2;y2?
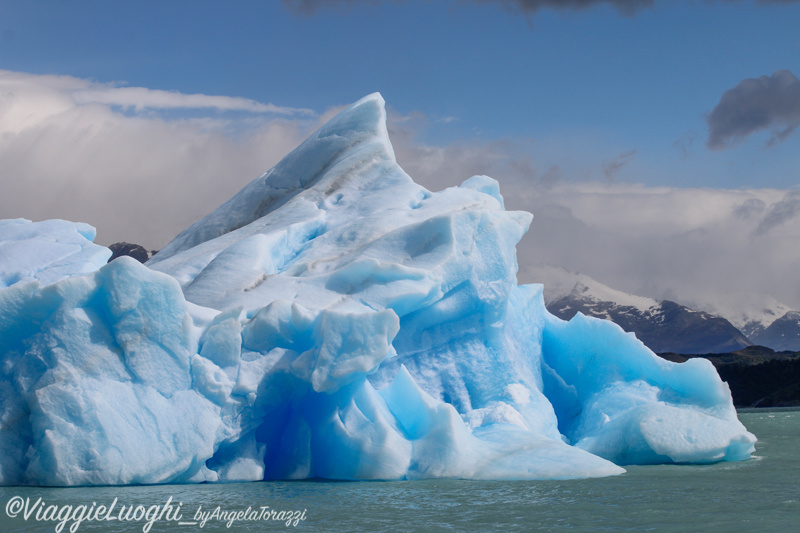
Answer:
539;165;562;189
282;0;655;16
283;0;800;16
707;69;800;150
733;197;766;219
472;0;653;15
756;190;800;235
673;131;698;158
281;0;380;14
602;149;636;183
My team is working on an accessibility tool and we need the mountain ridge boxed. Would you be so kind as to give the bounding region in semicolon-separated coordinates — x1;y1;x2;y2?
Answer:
524;264;800;353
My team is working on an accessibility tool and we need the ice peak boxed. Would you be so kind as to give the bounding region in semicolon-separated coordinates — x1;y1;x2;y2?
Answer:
151;92;397;262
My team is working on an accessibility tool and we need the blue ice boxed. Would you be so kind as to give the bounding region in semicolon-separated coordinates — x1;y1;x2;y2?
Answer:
0;94;755;486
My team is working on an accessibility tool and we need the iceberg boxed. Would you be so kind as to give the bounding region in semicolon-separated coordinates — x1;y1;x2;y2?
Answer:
0;94;755;486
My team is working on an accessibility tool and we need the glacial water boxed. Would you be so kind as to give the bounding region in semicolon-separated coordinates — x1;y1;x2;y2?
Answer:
1;409;797;533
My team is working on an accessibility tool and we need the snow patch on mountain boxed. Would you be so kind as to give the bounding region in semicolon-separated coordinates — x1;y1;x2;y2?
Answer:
530;264;658;312
689;292;794;335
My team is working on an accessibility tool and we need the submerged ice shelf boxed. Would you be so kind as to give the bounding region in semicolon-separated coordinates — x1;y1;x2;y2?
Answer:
0;94;755;486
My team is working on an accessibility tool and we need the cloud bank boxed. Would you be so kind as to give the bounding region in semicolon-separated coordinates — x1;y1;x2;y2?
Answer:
707;69;800;149
0;70;318;249
2;70;798;311
513;185;800;312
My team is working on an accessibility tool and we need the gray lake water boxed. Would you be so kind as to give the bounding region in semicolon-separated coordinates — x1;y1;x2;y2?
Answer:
1;409;797;533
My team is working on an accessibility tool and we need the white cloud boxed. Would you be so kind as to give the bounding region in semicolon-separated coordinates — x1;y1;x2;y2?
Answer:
0;70;320;249
71;86;314;115
0;70;313;120
514;184;800;310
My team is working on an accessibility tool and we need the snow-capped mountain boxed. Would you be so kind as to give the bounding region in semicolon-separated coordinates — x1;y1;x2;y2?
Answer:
523;265;752;354
684;292;800;352
689;292;794;338
748;311;800;352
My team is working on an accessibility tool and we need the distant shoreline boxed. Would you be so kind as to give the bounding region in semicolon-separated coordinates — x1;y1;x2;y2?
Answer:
737;406;800;412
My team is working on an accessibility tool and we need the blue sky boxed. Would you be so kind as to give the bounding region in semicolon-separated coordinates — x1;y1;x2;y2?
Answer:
2;0;799;187
1;0;800;312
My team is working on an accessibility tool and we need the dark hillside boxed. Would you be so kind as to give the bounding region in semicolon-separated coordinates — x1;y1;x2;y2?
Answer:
659;346;800;408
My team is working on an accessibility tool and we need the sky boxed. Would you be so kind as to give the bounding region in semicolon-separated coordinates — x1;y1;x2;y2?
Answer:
1;0;799;313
